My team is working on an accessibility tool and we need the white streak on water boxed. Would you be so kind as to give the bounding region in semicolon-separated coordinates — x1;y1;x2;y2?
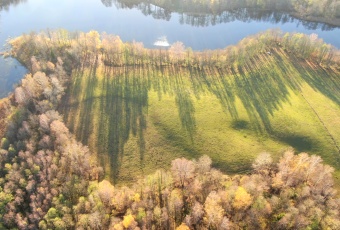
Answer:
154;36;170;47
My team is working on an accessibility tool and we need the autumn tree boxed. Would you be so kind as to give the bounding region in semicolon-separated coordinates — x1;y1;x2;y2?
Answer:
169;42;185;64
171;158;195;188
204;191;224;228
101;33;124;66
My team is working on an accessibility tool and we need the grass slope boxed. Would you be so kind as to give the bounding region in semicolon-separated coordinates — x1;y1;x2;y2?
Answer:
61;47;340;185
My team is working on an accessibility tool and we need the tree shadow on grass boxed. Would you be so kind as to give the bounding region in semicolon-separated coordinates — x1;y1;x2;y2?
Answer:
289;54;340;105
227;55;294;133
170;66;197;140
277;134;313;152
61;48;340;182
61;60;98;143
63;64;200;183
198;66;239;120
98;66;149;182
76;59;99;145
187;50;303;134
231;119;249;130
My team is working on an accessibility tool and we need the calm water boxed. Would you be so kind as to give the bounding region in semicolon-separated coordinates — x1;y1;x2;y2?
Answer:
0;0;339;98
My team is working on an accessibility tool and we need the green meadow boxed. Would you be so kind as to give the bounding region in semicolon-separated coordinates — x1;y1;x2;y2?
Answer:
61;47;340;185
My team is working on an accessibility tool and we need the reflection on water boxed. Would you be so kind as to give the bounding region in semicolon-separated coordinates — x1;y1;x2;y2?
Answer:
0;57;27;98
0;0;28;97
108;0;338;30
0;0;27;11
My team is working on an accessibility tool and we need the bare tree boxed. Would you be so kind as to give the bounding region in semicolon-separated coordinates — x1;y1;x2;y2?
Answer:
171;158;195;188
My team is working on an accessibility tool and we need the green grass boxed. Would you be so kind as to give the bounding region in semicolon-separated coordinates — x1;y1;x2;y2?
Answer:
61;48;340;186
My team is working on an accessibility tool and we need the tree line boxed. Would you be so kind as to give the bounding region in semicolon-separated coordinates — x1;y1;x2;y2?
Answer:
8;29;339;73
58;151;340;229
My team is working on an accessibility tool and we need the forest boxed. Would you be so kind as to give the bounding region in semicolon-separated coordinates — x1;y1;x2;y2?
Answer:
0;29;339;229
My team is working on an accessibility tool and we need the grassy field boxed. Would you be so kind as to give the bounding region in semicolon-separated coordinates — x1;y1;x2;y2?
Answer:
61;47;340;186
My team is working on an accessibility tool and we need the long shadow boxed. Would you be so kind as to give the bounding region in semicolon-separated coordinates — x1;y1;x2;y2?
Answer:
171;66;197;140
62;48;340;182
148;66;199;139
76;59;99;145
63;64;200;183
199;66;239;119
99;66;149;183
61;62;92;135
289;54;340;105
187;65;205;100
230;50;311;133
61;69;83;133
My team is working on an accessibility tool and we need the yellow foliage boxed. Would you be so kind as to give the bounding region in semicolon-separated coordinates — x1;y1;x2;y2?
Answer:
98;180;114;204
233;186;252;210
204;191;224;227
258;217;267;230
4;163;12;171
133;193;140;202
113;223;124;230
98;180;114;193
122;214;134;228
87;30;101;49
176;223;190;230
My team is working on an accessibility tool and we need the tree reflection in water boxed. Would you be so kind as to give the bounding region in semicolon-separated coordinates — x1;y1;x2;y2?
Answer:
102;0;339;30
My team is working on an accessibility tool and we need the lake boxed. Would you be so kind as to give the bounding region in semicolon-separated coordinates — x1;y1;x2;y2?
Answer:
1;0;339;98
